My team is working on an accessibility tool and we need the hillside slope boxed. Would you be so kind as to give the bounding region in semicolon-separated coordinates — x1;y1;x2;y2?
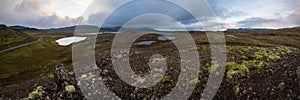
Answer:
0;25;35;50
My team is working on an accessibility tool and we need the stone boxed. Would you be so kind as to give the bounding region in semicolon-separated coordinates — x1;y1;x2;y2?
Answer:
278;82;285;91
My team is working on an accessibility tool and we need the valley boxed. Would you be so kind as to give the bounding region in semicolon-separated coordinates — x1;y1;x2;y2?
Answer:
0;25;300;99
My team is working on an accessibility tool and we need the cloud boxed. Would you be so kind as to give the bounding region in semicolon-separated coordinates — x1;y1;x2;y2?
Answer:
238;17;279;27
0;0;299;29
0;0;79;28
84;0;225;29
288;0;300;25
207;0;249;19
83;0;264;30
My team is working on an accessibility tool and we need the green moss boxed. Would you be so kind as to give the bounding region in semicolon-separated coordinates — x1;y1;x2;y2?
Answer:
253;48;268;59
226;62;247;72
242;60;263;70
207;61;219;73
238;50;245;55
226;62;247;80
233;86;240;95
161;76;171;83
198;46;210;50
205;63;210;68
241;55;248;60
24;86;45;99
153;74;162;80
47;73;54;78
136;77;146;83
68;71;74;75
253;47;282;61
80;74;88;79
276;46;293;54
268;55;281;61
65;85;76;94
226;60;263;81
187;78;200;85
151;57;166;63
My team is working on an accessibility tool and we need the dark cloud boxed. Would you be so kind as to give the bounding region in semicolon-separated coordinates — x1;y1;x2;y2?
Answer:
0;0;78;28
86;0;224;28
85;0;252;30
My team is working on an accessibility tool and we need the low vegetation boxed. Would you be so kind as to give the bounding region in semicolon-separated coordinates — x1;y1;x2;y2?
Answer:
187;78;201;85
0;25;35;50
161;75;171;83
223;46;297;82
23;86;45;99
0;36;72;86
65;85;76;94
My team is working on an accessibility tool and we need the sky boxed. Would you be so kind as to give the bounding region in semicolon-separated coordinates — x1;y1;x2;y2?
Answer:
0;0;299;30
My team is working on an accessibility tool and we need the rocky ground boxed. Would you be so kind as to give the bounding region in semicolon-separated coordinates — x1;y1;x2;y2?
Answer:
214;51;300;99
0;66;84;99
1;31;300;99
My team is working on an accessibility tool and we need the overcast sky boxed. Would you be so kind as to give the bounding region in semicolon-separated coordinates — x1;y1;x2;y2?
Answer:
0;0;299;30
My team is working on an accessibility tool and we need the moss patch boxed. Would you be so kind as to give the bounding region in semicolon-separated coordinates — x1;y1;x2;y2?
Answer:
161;76;171;83
24;86;45;99
65;85;76;94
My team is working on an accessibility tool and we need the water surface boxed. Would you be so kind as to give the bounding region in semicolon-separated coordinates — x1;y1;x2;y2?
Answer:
134;41;156;45
56;37;87;46
157;36;176;41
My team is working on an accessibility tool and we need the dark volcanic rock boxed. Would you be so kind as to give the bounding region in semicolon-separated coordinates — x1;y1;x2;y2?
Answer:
54;65;77;90
49;65;85;99
20;65;86;99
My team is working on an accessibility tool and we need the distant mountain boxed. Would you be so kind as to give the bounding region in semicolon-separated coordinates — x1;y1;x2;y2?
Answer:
40;25;161;34
41;25;122;34
0;25;35;50
226;28;274;32
121;27;156;32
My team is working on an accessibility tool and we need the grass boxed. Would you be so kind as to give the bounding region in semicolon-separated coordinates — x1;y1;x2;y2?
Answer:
0;36;72;86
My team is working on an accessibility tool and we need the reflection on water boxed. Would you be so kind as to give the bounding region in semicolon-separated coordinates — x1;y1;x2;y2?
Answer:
55;37;87;46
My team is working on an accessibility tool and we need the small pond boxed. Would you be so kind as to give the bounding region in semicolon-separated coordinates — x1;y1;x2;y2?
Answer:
55;37;87;46
134;41;156;46
157;36;176;41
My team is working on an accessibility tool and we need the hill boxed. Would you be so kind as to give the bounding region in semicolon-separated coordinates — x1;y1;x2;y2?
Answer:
41;25;158;34
226;28;274;32
0;25;35;50
9;25;42;36
41;25;120;34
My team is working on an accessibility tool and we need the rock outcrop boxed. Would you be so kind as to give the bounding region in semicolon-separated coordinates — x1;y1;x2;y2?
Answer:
23;65;85;99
